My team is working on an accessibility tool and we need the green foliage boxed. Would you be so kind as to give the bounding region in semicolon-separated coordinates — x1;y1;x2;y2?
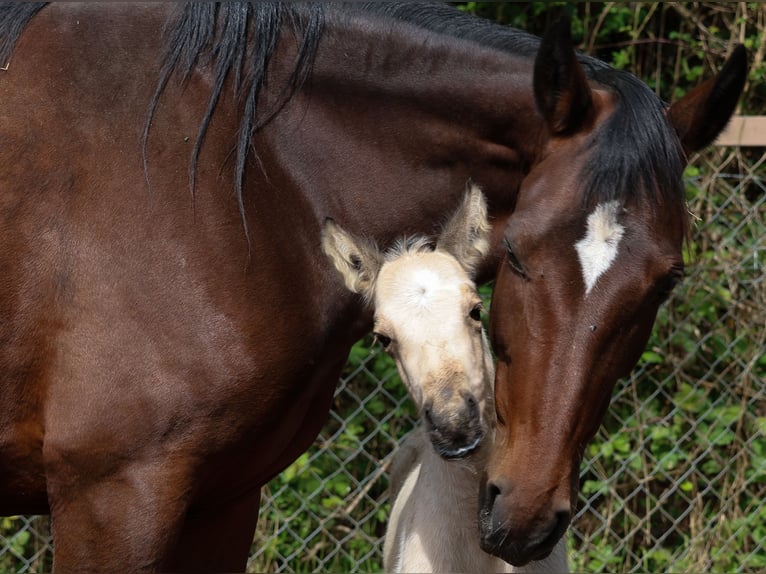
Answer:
248;335;414;572
456;2;766;112
0;516;51;573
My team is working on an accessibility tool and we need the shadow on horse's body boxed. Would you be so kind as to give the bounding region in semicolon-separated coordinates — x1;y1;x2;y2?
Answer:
0;3;745;572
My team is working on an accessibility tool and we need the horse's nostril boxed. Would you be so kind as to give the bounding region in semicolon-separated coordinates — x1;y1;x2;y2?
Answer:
553;508;571;536
483;480;501;510
459;392;479;422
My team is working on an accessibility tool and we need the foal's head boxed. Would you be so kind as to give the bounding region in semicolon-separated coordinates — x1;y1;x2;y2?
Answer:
323;185;493;459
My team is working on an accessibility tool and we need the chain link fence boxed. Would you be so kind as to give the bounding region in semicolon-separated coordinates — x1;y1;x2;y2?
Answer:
1;148;763;572
247;145;766;573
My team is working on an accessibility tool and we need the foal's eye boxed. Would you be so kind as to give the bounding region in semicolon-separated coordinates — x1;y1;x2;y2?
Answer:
374;333;392;349
469;304;482;322
504;239;527;279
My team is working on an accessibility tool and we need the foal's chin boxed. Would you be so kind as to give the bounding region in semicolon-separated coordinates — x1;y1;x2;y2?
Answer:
428;426;485;460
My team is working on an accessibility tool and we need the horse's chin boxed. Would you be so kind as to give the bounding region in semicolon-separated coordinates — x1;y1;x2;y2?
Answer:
480;536;557;567
479;502;567;566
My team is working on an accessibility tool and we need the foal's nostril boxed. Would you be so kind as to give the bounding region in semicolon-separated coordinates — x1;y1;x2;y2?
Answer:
465;394;478;418
423;405;434;428
458;390;479;420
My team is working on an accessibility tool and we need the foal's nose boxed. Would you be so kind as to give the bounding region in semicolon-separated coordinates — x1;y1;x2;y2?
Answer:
423;391;483;459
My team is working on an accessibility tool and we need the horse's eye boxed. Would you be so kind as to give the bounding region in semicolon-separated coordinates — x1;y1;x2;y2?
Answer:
374;333;392;349
656;271;683;303
504;239;528;279
469;304;482;322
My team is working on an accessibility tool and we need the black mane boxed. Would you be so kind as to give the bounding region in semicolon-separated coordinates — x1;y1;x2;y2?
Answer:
0;2;686;232
144;3;324;243
581;66;686;225
0;3;45;63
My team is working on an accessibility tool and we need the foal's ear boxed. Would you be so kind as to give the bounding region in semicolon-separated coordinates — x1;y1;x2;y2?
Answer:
534;15;593;135
321;219;382;301
438;183;491;278
667;44;748;155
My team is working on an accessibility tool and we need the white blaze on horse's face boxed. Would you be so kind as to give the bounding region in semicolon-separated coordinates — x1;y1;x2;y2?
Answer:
574;201;626;295
373;249;488;417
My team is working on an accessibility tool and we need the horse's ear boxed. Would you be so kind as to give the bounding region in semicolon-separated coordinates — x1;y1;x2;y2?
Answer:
667;44;748;155
438;183;491;278
321;218;382;301
534;15;593;135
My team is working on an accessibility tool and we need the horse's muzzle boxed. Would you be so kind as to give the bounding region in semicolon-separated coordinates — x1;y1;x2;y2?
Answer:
478;478;570;565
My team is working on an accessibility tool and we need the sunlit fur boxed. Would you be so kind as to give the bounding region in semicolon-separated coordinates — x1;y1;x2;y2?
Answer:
322;186;493;432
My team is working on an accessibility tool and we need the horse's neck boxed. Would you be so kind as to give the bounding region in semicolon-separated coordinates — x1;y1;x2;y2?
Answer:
317;14;538;143
292;12;541;222
417;430;484;512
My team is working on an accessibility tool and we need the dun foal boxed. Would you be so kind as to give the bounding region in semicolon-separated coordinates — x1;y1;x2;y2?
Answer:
323;186;569;573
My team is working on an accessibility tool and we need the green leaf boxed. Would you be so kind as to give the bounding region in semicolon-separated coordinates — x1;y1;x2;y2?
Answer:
673;383;707;413
641;350;664;364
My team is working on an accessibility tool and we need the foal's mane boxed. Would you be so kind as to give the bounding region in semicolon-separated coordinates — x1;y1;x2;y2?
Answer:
0;2;686;232
385;237;436;263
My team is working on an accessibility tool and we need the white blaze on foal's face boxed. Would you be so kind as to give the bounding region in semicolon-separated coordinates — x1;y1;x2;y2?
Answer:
372;250;485;409
575;201;625;295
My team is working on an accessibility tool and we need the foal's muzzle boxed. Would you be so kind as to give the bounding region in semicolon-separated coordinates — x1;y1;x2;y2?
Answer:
423;392;484;459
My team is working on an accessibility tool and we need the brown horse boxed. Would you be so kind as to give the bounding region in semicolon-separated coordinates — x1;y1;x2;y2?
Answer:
0;3;746;572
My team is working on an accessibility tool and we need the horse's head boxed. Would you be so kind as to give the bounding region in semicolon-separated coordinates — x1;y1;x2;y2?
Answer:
323;185;495;459
480;19;747;566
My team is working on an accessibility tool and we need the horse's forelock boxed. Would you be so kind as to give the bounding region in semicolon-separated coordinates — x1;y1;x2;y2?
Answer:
580;67;689;240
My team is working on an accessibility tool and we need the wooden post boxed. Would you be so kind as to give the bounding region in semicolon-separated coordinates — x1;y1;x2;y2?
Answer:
715;116;766;146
